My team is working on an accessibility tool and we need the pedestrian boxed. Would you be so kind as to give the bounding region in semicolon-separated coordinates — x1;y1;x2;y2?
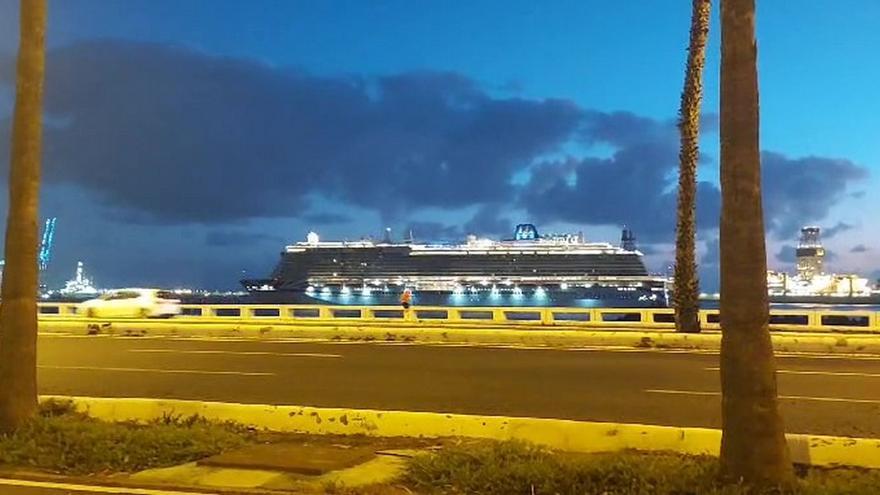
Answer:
400;288;412;309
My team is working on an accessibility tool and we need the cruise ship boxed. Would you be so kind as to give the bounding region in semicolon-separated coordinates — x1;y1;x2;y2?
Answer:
242;224;670;307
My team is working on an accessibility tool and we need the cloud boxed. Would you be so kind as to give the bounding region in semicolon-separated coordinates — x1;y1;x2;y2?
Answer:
402;204;513;242
1;40;583;225
0;40;866;247
775;244;797;264
518;122;866;243
204;230;285;247
302;213;352;225
701;237;720;266
761;153;868;238
822;221;854;239
520;116;720;242
463;204;511;236
851;244;869;253
403;221;462;242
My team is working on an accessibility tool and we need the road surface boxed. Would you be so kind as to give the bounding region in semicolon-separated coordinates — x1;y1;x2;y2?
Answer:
37;333;880;438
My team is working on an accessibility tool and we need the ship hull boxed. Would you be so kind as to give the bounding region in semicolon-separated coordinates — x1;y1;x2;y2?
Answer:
244;285;668;308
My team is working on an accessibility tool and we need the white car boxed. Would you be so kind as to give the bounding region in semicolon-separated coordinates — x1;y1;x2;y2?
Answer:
79;289;181;319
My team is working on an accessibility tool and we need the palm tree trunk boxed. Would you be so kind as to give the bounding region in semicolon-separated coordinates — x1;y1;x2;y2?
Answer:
0;0;47;433
674;0;711;334
719;0;793;485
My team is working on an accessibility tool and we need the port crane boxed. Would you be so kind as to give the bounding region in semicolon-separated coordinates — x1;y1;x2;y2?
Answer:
0;217;57;283
38;217;56;271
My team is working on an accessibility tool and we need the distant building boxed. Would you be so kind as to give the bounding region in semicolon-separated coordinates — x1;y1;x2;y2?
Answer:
796;226;824;280
767;226;871;297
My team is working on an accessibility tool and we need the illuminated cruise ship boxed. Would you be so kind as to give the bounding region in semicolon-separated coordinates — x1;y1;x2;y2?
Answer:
242;224;669;307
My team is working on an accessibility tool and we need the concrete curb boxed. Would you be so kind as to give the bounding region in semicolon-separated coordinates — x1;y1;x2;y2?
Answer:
39;318;880;355
44;395;880;469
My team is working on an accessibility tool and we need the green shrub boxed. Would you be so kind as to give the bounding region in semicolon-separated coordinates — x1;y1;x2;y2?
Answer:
0;409;254;474
404;441;880;495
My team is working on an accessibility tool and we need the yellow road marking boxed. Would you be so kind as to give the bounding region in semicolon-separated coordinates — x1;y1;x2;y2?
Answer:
39;365;274;377
646;388;880;404
127;349;341;358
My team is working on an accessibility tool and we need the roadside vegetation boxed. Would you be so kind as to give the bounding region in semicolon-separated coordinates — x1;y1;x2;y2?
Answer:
403;441;880;495
0;399;256;474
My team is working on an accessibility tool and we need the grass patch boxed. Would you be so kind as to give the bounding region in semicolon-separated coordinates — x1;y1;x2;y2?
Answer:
404;441;880;494
0;399;255;474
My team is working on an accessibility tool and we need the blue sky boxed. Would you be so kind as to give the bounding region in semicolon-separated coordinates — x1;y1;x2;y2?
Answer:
0;0;877;290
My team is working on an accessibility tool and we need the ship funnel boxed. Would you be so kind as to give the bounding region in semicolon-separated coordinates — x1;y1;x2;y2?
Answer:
621;226;637;251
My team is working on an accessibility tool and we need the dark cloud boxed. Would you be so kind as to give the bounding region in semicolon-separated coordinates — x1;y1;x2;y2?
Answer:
403;222;462;242
0;40;866;247
302;213;352;225
519;120;866;242
776;244;797;264
520;140;721;242
762;153;867;238
204;230;285;247
822;221;854;239
851;244;869;253
403;204;512;242
463;204;511;236
1;40;583;225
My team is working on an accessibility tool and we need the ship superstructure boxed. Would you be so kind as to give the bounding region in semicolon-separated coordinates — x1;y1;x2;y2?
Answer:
59;261;99;297
243;224;668;306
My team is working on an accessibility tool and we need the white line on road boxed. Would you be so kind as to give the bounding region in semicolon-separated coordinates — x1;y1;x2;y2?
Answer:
704;366;880;378
127;349;342;358
0;477;215;494
646;388;880;405
38;365;274;377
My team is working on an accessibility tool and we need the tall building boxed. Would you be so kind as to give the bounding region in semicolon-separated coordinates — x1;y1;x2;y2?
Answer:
796;226;824;280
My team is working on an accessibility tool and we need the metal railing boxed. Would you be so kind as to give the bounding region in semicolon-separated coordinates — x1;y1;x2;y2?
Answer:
34;302;880;333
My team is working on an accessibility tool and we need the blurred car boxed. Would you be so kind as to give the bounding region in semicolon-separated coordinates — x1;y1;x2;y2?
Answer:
79;288;181;319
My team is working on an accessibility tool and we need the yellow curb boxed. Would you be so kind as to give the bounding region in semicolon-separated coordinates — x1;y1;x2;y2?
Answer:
42;395;880;469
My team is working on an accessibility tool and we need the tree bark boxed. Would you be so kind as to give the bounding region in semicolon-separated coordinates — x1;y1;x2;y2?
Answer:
719;0;793;485
674;0;711;334
0;0;47;433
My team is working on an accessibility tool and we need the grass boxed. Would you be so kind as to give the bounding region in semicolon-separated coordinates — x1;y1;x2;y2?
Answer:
0;399;256;474
403;440;880;495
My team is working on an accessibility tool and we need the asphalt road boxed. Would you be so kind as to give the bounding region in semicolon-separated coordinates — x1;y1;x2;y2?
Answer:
36;334;880;438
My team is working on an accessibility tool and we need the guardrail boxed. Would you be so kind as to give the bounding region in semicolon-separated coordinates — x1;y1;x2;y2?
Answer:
34;302;880;333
